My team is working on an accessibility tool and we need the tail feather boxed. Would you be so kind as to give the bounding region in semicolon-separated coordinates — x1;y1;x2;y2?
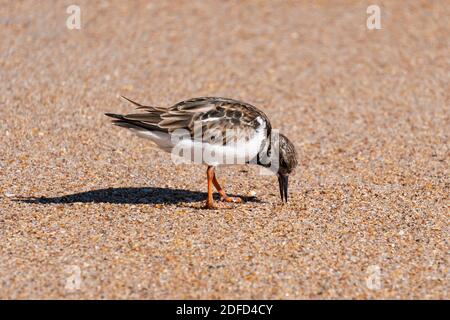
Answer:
104;113;125;120
105;112;167;133
105;112;173;152
120;96;146;108
120;96;164;112
105;96;169;134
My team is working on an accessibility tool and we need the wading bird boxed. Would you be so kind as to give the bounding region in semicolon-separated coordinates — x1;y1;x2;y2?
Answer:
106;97;297;209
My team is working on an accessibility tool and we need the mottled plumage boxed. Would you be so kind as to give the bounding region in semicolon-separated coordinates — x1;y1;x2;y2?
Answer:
106;96;297;208
107;96;270;146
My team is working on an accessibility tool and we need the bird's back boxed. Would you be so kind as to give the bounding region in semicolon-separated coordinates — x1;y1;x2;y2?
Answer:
106;97;272;165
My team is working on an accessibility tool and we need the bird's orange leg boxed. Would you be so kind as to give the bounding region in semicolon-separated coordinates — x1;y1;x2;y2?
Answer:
212;173;242;203
204;166;216;209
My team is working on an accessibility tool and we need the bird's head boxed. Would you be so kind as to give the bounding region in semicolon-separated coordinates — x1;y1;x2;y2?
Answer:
275;134;298;203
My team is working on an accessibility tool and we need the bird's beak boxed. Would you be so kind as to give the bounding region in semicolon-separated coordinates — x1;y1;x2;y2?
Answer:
277;174;289;203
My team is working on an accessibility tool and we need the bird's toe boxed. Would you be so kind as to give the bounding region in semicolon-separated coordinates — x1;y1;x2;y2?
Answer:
220;196;242;203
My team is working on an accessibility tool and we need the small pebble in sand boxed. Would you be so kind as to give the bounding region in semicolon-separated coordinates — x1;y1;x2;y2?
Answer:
247;190;257;197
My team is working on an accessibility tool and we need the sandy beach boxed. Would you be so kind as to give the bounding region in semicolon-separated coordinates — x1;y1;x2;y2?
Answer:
0;0;448;299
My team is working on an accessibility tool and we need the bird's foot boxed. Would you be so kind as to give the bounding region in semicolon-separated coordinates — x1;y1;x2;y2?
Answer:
203;201;217;209
220;196;242;203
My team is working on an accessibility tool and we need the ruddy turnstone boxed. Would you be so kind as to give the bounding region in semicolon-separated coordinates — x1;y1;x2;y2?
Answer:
105;96;297;209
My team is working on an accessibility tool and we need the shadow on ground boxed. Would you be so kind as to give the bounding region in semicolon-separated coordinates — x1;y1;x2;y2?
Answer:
15;187;259;205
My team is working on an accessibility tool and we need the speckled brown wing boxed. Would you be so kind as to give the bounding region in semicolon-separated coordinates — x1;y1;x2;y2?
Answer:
160;97;272;145
109;96;271;149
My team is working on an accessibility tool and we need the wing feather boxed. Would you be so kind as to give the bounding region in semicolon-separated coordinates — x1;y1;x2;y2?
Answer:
109;96;272;147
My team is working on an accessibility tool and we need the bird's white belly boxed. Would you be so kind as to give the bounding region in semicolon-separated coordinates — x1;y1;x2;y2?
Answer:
173;133;264;166
129;120;267;166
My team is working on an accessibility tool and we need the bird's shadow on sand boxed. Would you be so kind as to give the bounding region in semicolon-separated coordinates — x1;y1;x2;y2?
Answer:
15;187;260;205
